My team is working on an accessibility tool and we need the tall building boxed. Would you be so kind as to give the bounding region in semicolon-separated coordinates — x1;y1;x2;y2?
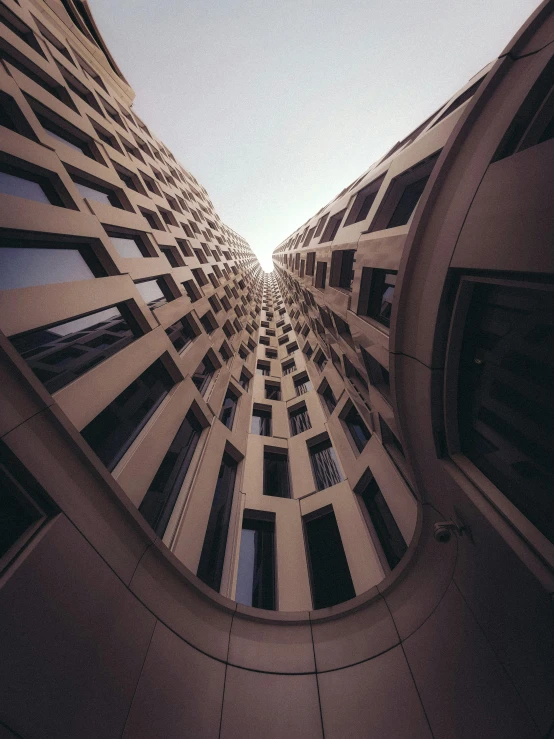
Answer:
0;0;553;737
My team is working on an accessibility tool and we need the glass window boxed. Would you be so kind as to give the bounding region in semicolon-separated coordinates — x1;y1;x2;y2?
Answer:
109;234;146;258
165;315;196;353
263;451;290;498
81;359;174;471
220;389;239;429
358;268;397;328
139;411;202;536
387;175;430;228
238;372;250;391
0;242;103;291
0;166;60;205
135;278;169;308
10;304;140;394
304;507;355;609
344;406;371;452
251;408;272;436
72;177;122;208
289;404;311;436
265;383;281;400
294;374;313;396
236;515;276;610
321;385;337;414
197;452;238;591
309;438;343;490
359;476;407;570
192;355;216;396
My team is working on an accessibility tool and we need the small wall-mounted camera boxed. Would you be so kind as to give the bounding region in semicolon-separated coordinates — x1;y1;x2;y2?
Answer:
433;518;468;543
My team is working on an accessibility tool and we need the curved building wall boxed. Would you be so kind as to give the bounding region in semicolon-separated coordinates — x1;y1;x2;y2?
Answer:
0;0;553;737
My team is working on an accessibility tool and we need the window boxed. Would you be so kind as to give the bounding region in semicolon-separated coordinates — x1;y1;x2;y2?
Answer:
81;359;174;471
0;441;55;569
197;452;238;591
37;112;93;157
314;351;328;373
358;475;407;570
200;312;217;335
139;411;203;536
256;361;270;376
263;451;291;498
456;280;554;545
192;355;216;396
319;210;346;243
10;304;141;394
343;405;371;452
251;407;272;436
220;388;239;429
309;438;343;490
0;163;64;206
236;513;276;610
315;261;327;289
289;403;311;436
160;246;180;267
238;372;250;391
344;176;384;225
306;252;316;276
109;233;149;258
182;279;201;302
0;240;104;291
72;177;122;208
330;250;355;291
265;382;281;400
304;506;355;609
135;278;171;308
320;384;337;414
265;348;277;359
286;342;298;355
370;154;439;231
362;348;391;402
140;209;162;230
293;373;313;396
166;314;197;353
358;268;397;328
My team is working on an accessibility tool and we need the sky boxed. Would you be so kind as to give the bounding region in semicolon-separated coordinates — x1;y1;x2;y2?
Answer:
90;0;536;271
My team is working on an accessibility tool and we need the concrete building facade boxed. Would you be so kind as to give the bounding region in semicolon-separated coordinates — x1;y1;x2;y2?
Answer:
0;0;553;737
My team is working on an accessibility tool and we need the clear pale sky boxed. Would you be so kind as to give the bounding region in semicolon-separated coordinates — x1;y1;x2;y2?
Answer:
90;0;536;271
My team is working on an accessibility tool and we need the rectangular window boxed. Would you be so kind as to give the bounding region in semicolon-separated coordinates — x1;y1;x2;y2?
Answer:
138;411;203;536
358;268;397;328
166;314;197;353
309;438;343;490
330;249;355;291
0;441;54;568
197;452;238;591
236;513;276;610
182;279;201;302
256;361;270;376
345;176;385;225
306;252;316;276
0;163;64;206
192;355;216;396
220;388;239;429
10;304;141;394
319;210;346;243
251;407;272;436
265;382;281;400
344;406;371;452
81;359;174;471
294;373;313;396
358;476;407;570
72;176;122;208
238;372;250;391
135;278;171;308
289;404;312;436
362;348;391;402
304;506;355;609
263;451;291;498
315;261;327;289
0;240;104;291
318;385;336;415
109;234;149;258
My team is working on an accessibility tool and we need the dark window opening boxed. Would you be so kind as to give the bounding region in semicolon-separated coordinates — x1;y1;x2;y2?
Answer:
320;384;337;414
319;210;346;243
72;176;122;208
220;389;239;429
304;507;355;609
197;452;238;591
81;359;174;471
265;382;281;400
289;404;312;436
236;514;276;610
309;438;343;490
358;268;397;328
135;278;172;308
139;411;202;536
0;163;64;206
10;304;141;394
344;405;371;452
251;407;272;436
166;315;196;353
294;373;313;396
263;451;291;498
192;355;216;396
358;475;407;570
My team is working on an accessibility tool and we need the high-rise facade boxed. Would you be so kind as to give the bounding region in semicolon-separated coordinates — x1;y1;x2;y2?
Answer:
0;0;553;737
